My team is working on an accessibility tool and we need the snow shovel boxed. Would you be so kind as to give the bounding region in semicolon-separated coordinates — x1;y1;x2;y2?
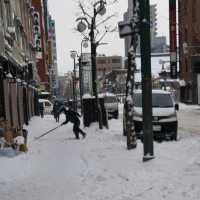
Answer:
34;125;62;140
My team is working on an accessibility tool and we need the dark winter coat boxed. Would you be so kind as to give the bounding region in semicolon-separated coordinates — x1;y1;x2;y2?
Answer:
39;102;44;111
60;107;81;125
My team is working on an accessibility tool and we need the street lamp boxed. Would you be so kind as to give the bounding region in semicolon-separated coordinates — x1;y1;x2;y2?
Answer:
79;37;89;114
76;0;107;129
70;50;78;111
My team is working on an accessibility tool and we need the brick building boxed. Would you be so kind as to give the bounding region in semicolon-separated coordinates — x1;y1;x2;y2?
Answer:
179;0;200;104
0;0;40;147
32;0;49;91
96;55;123;76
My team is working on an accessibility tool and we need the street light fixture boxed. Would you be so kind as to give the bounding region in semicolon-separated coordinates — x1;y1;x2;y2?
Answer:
76;0;107;129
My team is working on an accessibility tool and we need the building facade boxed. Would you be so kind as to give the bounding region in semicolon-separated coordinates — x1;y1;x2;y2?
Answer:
0;0;38;81
179;0;200;104
96;55;123;75
0;0;40;146
96;55;126;93
48;15;58;96
32;0;49;91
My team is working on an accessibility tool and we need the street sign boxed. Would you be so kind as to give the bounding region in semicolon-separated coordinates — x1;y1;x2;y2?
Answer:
118;21;134;38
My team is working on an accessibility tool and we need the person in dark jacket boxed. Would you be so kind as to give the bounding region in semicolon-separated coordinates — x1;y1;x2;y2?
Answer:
53;101;60;122
59;107;86;139
39;102;44;118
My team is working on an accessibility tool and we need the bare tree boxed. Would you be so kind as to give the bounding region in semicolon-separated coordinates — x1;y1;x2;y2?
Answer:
75;0;118;129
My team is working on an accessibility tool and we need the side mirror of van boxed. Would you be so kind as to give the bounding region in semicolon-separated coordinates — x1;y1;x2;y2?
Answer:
175;103;179;111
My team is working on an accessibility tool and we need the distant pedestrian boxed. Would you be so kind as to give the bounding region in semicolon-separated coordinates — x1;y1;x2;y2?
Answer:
59;107;86;139
39;102;44;118
53;101;60;122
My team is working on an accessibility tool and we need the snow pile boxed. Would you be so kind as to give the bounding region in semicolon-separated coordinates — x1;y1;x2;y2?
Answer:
179;103;200;111
0;107;200;200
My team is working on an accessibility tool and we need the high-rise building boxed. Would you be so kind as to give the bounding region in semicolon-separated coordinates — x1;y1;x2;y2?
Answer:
48;15;58;96
124;3;167;56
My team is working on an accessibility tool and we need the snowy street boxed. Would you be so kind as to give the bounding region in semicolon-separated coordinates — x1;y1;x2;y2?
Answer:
0;104;200;200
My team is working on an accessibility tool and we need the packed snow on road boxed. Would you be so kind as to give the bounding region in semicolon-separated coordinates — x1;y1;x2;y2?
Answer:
0;104;200;200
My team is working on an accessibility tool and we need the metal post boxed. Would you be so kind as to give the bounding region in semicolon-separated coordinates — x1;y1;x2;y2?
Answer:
73;58;77;111
78;56;83;114
139;0;154;161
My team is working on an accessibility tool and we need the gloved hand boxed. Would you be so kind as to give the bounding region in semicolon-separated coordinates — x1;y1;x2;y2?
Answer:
61;121;67;126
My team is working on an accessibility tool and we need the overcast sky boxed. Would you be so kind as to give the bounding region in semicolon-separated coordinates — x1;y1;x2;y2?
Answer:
48;0;169;75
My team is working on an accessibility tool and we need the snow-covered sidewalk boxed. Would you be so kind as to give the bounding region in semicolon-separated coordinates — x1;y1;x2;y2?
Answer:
0;110;200;200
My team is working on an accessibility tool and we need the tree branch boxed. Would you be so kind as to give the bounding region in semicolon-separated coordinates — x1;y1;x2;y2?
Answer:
96;14;116;27
79;2;92;18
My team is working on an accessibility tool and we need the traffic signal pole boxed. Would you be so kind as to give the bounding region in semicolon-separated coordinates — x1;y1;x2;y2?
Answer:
139;0;154;161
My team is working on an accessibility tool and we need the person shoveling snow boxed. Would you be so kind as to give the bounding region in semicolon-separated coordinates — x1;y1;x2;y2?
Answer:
59;106;86;140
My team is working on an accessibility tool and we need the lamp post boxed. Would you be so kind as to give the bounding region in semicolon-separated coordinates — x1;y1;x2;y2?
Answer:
79;37;89;114
76;0;106;129
70;50;77;111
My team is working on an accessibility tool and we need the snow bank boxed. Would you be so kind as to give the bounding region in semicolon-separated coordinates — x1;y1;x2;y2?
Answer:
0;112;200;200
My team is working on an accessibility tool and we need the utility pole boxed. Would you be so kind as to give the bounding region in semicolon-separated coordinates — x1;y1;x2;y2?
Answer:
73;58;77;111
139;0;154;161
78;56;83;114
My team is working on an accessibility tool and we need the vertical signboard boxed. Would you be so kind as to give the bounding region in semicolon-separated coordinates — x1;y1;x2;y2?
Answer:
47;41;52;65
169;0;177;78
33;12;42;59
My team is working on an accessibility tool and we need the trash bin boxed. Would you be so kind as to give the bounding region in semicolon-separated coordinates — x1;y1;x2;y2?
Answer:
83;97;108;128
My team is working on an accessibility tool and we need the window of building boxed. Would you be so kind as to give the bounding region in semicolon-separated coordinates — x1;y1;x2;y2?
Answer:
97;60;106;64
112;58;121;64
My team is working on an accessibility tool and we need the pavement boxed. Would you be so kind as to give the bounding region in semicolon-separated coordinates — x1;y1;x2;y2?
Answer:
178;103;200;138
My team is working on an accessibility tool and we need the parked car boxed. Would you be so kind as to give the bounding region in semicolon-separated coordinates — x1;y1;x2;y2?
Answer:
99;93;119;119
38;99;53;114
123;89;179;141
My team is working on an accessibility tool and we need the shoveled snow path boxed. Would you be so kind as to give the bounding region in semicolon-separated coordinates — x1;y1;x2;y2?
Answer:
0;108;200;200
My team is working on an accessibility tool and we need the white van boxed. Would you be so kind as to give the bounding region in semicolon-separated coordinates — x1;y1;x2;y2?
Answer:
123;89;179;141
38;99;53;114
99;93;119;119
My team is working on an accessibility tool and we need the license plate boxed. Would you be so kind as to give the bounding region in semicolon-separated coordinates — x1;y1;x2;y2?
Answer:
153;125;161;131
